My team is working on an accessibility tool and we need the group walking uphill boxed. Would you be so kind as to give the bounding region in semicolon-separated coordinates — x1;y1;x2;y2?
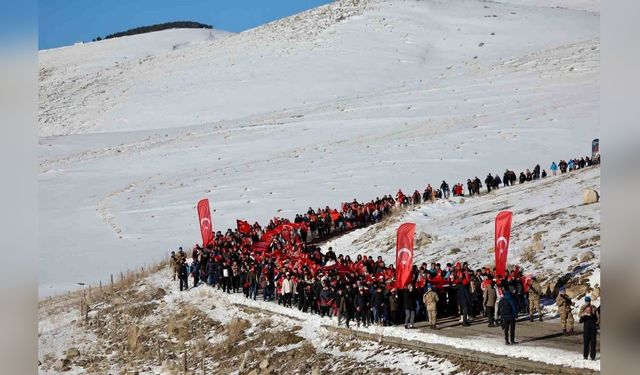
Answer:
394;154;599;204
167;153;600;352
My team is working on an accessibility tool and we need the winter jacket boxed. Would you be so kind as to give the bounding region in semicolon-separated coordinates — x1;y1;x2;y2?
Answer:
319;288;334;307
483;287;497;307
354;293;369;311
371;290;385;309
402;289;417;310
338;293;353;314
388;293;398;311
178;263;189;279
282;278;293;294
190;260;200;275
579;304;599;325
457;285;472;310
499;293;519;320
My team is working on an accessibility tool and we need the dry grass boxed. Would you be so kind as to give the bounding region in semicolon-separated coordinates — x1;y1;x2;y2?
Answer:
224;317;251;349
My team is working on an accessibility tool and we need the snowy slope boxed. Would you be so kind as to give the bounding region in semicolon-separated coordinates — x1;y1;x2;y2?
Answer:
322;166;600;292
38;0;599;297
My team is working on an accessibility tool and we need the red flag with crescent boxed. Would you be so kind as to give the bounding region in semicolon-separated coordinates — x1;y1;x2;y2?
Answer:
395;222;416;289
494;211;513;277
197;199;214;247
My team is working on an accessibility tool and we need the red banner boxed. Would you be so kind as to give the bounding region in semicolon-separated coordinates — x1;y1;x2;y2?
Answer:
494;211;513;277
197;199;214;247
237;220;251;234
395;222;416;289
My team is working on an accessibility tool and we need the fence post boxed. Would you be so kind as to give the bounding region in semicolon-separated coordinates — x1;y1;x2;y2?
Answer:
183;351;187;373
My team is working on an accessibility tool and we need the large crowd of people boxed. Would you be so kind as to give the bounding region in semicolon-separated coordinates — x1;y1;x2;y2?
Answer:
168;154;600;354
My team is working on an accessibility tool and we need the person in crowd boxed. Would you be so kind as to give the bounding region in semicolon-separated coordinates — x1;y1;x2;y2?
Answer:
319;285;334;317
423;284;439;329
458;279;472;326
403;284;417;329
371;285;385;326
178;260;189;291
483;280;497;327
473;177;482;195
387;288;398;326
493;174;501;190
282;273;293;307
579;296;599;360
500;289;519;345
337;288;352;328
190;256;200;287
440;181;450;199
169;251;178;281
528;277;543;321
222;261;232;294
550;161;558;176
503;170;510;187
485;174;494;193
556;287;575;335
354;287;370;327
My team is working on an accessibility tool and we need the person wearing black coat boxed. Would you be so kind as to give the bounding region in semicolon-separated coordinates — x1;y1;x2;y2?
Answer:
499;290;519;345
457;280;472;326
473;177;482;195
371;286;385;325
579;296;599;360
337;289;353;327
402;285;418;328
353;288;370;327
485;174;493;193
178;261;189;291
493;174;502;190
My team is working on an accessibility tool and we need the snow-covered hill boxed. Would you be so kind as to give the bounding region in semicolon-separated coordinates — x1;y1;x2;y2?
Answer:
322;166;600;295
38;0;599;297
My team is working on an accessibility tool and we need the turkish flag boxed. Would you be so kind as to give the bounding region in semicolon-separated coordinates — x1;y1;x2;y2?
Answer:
494;211;513;277
395;222;416;289
237;220;251;234
197;199;214;247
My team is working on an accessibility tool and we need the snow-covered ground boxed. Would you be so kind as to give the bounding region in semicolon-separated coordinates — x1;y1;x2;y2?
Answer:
322;166;600;291
38;0;599;297
37;264;600;374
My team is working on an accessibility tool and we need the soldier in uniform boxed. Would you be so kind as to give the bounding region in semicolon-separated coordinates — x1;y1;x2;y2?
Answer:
169;251;178;281
556;287;574;334
528;277;543;321
423;284;439;329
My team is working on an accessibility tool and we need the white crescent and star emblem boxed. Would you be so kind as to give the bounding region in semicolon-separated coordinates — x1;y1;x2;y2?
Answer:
496;236;508;255
397;248;413;265
200;217;211;229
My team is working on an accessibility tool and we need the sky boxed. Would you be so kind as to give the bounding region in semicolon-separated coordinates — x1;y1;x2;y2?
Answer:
38;0;333;50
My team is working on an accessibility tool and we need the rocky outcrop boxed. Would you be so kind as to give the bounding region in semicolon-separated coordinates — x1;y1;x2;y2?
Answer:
582;188;599;204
